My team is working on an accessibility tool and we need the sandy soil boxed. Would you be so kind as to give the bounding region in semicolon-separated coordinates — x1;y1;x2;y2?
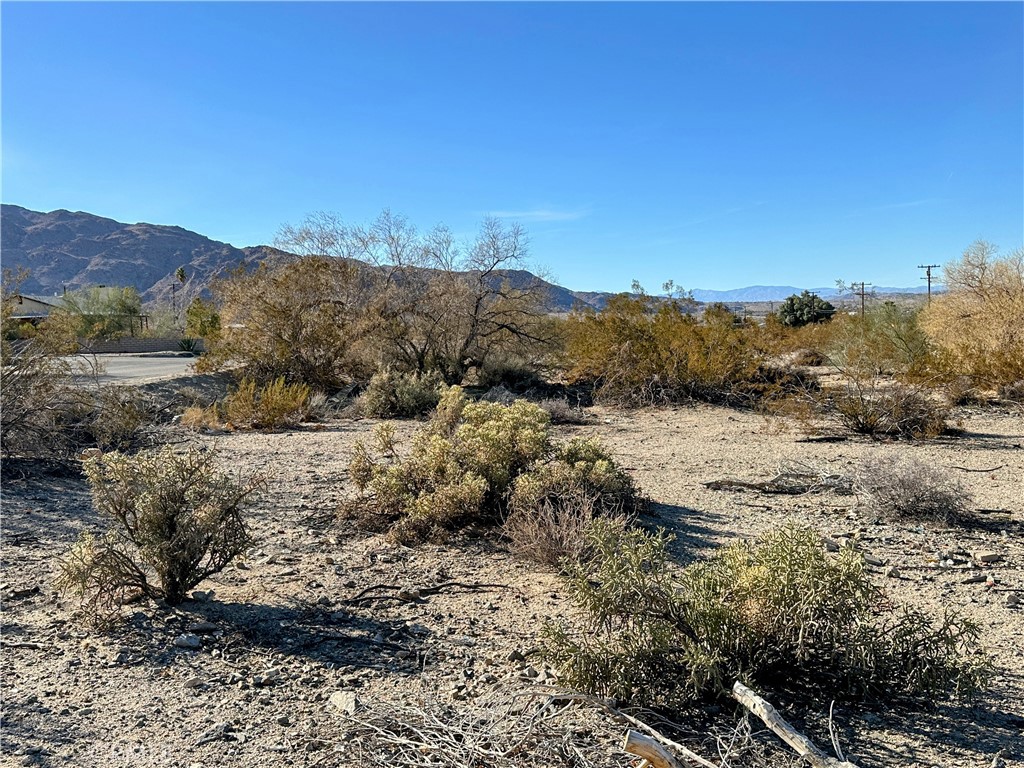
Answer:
2;401;1022;768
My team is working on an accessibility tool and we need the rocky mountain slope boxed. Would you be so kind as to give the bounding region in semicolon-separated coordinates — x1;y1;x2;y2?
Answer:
1;204;924;310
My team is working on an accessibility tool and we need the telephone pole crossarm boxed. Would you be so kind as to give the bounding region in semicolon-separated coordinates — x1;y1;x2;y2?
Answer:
918;264;940;303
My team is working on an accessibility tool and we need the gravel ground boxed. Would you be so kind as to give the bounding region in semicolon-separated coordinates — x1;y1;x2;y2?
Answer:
2;400;1022;768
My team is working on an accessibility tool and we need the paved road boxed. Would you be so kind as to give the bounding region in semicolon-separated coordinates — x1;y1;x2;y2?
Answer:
70;354;199;385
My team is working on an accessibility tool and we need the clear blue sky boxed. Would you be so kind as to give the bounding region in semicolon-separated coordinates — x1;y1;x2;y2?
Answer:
3;2;1022;292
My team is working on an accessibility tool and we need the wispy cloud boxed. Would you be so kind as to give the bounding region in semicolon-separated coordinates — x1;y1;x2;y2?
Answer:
846;198;943;218
874;198;940;211
485;207;589;223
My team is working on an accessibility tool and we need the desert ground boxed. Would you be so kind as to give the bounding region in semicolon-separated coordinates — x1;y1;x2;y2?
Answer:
2;390;1022;768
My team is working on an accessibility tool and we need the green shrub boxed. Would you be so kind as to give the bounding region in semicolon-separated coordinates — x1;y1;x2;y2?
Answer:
543;522;990;707
224;377;312;429
57;447;263;621
360;368;445;418
777;291;835;327
509;438;641;519
342;387;639;546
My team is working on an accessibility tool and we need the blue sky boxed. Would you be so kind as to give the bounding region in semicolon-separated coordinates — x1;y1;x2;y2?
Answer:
3;2;1022;292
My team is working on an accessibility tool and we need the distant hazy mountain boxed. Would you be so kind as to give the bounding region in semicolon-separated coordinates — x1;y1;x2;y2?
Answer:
0;204;925;311
689;285;927;303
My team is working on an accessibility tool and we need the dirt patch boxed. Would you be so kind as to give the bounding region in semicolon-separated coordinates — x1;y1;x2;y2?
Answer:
2;404;1022;767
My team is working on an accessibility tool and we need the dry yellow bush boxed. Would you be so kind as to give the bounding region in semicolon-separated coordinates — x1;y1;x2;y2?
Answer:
921;241;1024;386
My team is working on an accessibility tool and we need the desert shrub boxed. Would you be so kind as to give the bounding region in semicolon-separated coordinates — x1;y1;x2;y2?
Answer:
0;345;158;459
503;491;617;568
88;386;162;451
828;302;935;379
224;377;312;429
509;438;642;519
543;522;990;708
360;368;445;418
475;356;548;392
343;387;638;546
180;404;224;431
565;293;783;407
56;447;263;620
828;378;949;439
777;291;835;327
998;380;1024;403
854;455;973;523
538;398;590;425
943;375;987;406
789;347;827;366
920;242;1024;387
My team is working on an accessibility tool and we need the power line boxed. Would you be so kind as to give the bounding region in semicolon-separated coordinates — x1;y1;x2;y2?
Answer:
917;264;940;303
849;282;872;318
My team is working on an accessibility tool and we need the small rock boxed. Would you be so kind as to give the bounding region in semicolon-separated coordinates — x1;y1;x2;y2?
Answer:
173;634;202;650
450;636;476;647
962;574;988;584
187;622;219;634
191;590;213;603
521;665;539;679
276;714;291;726
329;691;357;716
974;551;1003;564
397;587;422;602
278;568;298;577
508;649;527;663
253;667;282;686
884;566;900;578
183;676;205;689
1006;593;1020;608
823;538;840;552
863;554;884;567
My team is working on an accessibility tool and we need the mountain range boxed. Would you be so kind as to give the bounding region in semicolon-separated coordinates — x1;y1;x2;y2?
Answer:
1;204;926;310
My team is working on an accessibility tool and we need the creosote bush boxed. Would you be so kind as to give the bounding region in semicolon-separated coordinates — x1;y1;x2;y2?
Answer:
342;387;640;546
543;522;990;708
57;447;263;621
854;455;973;524
921;241;1024;387
565;293;802;408
360;368;445;418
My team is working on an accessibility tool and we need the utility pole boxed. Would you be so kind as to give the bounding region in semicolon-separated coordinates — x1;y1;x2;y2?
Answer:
917;264;940;303
850;282;872;318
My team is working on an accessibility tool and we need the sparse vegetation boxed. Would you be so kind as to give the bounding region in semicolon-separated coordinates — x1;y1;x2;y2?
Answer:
854;455;973;523
921;241;1024;387
56;447;263;620
360;368;445;418
543;522;990;707
342;387;639;546
223;377;312;429
204;212;556;390
828;378;949;439
565;291;799;407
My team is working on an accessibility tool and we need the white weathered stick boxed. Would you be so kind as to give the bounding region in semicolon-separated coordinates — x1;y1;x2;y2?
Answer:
731;681;859;768
623;730;685;768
